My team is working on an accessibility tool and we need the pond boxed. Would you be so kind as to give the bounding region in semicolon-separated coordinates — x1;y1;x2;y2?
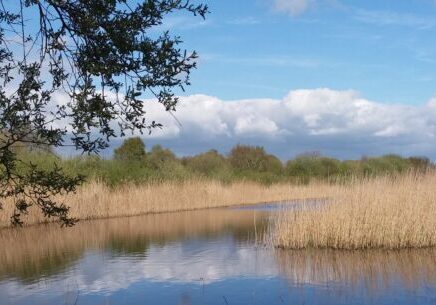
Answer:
1;203;436;305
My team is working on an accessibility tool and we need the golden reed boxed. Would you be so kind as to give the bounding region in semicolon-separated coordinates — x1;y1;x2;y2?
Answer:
273;171;436;250
0;179;335;228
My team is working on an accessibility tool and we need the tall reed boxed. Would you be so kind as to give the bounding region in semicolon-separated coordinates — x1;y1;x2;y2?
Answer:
273;171;436;249
0;179;336;228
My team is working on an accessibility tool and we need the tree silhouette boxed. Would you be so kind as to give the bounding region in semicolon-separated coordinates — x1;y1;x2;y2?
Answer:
0;0;208;226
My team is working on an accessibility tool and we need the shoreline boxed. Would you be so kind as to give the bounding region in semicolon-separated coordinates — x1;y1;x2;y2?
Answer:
4;172;435;251
0;197;327;231
0;179;334;229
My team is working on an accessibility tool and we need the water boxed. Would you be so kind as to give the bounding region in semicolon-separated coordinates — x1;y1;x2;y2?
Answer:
1;204;436;305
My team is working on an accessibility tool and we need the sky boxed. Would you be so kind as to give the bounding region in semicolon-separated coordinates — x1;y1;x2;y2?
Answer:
12;0;435;160
177;0;436;104
122;0;436;160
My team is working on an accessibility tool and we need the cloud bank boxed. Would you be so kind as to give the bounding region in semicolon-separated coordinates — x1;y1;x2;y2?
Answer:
134;88;436;160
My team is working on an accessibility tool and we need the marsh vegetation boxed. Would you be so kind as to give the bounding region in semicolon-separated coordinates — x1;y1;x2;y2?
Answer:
2;204;436;305
0;179;334;228
2;138;432;229
273;171;436;249
2;143;436;303
20;138;431;186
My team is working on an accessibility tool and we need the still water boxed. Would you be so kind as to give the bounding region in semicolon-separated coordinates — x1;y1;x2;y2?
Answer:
1;204;436;305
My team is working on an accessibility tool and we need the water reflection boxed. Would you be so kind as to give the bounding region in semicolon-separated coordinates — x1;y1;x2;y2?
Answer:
0;205;436;305
276;249;436;289
0;208;268;282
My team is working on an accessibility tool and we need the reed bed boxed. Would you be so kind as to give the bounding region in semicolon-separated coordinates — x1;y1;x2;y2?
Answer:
0;179;336;228
273;171;436;250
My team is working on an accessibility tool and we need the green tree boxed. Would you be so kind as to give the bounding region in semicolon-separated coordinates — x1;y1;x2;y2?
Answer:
147;145;177;170
285;153;340;181
0;0;208;226
360;154;411;176
229;145;283;173
114;137;146;162
146;145;190;180
182;149;230;176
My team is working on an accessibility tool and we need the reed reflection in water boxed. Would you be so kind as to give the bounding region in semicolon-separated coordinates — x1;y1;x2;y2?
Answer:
275;248;436;291
0;208;270;282
0;205;436;305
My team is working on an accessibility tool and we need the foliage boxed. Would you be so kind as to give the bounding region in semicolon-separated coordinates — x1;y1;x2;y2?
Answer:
13;141;434;191
182;149;231;177
359;154;411;177
286;155;341;181
228;145;283;174
147;145;177;169
0;0;208;226
408;156;431;172
113;137;146;162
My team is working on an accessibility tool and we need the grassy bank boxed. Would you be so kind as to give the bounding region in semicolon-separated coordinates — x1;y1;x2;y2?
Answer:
272;171;436;250
0;179;336;228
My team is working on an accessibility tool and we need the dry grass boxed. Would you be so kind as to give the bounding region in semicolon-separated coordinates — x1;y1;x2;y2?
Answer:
273;171;436;250
0;179;336;228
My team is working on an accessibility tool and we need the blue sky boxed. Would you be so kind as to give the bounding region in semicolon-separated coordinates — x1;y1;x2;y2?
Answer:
123;0;436;160
171;0;436;105
11;0;436;159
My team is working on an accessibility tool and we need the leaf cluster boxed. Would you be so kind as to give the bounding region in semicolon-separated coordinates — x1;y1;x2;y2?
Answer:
0;0;207;226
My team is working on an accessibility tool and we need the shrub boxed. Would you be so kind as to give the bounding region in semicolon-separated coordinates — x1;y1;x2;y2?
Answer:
147;145;177;170
360;154;411;176
408;156;431;172
228;145;283;174
285;155;340;180
182;149;230;176
113;137;146;162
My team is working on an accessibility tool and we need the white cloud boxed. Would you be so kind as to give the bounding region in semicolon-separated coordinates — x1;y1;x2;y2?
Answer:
52;88;436;159
270;2;436;28
235;115;279;136
272;0;312;16
354;9;436;29
158;16;210;31
227;17;260;25
209;54;325;68
136;88;436;159
146;89;428;140
428;97;436;108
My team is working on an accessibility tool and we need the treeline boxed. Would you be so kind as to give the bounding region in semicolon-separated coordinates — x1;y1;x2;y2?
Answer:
21;137;433;185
